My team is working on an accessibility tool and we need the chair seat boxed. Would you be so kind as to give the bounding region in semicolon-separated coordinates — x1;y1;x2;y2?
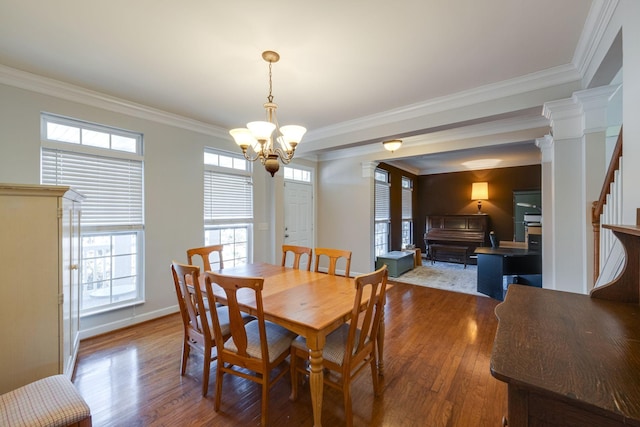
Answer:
198;306;230;337
292;324;365;366
226;320;297;363
0;375;91;427
197;305;254;338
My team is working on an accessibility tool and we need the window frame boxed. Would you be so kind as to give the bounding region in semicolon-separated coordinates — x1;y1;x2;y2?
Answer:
204;148;254;267
401;176;414;248
40;113;145;317
284;165;312;183
374;169;390;256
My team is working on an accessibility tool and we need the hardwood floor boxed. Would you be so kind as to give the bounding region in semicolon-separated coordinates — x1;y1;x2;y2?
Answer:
73;282;507;426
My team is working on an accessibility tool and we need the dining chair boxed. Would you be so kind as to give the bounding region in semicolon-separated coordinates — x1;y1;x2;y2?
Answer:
314;247;352;277
170;261;231;396
290;265;389;427
204;271;298;427
281;244;313;271
186;244;224;271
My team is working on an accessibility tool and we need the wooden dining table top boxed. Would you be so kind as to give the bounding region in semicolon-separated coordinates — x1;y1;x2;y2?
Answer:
203;262;369;339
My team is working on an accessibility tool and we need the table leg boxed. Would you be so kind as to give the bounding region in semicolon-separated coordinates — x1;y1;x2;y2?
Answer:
308;347;324;427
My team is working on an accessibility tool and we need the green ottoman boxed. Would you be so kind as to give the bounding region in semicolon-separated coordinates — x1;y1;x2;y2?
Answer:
375;251;415;277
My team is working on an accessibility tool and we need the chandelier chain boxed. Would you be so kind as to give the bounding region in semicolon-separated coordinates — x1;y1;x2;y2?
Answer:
267;61;274;104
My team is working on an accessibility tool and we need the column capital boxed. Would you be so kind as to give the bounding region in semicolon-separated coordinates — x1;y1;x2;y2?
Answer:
361;161;378;178
573;84;620;133
543;84;621;139
536;135;554;163
543;98;583;139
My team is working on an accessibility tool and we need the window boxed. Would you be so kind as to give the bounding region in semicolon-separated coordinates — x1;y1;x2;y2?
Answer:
402;176;413;248
374;169;390;256
204;149;253;267
41;113;144;316
284;166;312;183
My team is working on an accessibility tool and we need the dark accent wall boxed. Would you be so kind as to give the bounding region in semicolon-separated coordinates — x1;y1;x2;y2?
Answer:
416;165;541;252
376;163;540;254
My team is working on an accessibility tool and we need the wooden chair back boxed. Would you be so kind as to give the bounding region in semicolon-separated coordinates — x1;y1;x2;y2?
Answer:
171;261;215;396
204;271;296;426
314;247;352;277
204;273;266;369
281;245;313;271
290;265;388;427
187;244;224;271
344;265;388;372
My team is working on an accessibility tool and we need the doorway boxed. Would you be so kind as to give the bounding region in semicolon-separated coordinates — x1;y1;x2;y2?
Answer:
283;180;314;269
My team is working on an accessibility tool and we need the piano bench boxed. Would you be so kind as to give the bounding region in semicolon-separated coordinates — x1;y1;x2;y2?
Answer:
429;244;469;268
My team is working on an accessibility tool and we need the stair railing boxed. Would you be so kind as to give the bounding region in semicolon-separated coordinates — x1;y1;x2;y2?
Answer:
592;128;623;284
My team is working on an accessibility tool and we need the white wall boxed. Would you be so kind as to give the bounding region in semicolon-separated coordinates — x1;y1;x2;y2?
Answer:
0;82;296;337
621;0;640;223
316;157;374;276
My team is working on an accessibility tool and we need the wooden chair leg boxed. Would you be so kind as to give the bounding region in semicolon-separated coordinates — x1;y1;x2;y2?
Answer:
180;341;189;375
289;349;299;401
370;357;381;396
214;365;223;411
202;347;211;396
261;381;269;426
343;380;353;427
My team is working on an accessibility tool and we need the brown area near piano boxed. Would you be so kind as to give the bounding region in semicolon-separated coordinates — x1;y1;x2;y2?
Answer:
424;214;489;265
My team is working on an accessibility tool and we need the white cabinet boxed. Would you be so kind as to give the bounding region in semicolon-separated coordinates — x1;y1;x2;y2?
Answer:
0;184;84;394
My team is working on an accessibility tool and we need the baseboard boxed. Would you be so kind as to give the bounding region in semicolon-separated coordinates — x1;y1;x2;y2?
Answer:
78;305;180;340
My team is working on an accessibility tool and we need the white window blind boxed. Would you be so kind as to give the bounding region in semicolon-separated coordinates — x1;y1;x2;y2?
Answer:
402;178;412;220
375;174;390;221
42;148;144;227
204;171;253;223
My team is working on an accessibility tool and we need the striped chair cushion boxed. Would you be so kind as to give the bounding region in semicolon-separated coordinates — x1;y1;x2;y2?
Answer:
292;324;365;366
225;320;297;363
198;305;231;336
0;375;91;427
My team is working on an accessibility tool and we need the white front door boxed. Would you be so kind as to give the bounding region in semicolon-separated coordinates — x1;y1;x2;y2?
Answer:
284;180;313;268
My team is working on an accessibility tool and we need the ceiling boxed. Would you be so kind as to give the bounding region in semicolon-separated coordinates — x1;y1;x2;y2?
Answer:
0;0;597;174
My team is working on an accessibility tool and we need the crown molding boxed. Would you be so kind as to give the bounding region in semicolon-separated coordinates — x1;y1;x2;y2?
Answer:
0;64;229;139
305;64;579;143
572;0;620;85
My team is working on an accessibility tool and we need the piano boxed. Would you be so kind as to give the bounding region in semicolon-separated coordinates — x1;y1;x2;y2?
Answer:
424;214;489;264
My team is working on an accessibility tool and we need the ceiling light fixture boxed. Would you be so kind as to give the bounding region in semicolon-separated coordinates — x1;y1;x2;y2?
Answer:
382;139;402;152
461;158;502;169
229;51;306;177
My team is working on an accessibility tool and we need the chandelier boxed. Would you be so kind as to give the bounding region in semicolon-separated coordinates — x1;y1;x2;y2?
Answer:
229;51;306;176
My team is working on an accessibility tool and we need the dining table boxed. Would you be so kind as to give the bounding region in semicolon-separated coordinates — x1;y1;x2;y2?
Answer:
201;262;387;427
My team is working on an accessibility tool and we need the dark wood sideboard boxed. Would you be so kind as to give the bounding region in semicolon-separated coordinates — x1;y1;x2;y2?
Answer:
424;214;489;265
491;225;640;427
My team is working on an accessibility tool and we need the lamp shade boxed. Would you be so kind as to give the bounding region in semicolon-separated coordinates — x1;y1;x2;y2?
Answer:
247;121;276;140
471;182;489;200
229;128;257;148
279;125;307;147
